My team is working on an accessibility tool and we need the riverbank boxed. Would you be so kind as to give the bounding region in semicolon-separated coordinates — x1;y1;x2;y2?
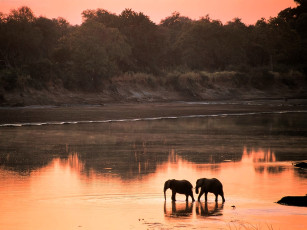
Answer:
1;71;306;107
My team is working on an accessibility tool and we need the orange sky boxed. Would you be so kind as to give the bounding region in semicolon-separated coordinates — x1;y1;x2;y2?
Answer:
0;0;297;25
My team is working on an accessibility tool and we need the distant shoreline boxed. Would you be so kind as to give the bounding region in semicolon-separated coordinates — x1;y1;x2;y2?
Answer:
1;70;307;107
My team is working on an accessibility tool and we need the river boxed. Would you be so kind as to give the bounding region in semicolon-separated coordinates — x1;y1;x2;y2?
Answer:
0;102;306;229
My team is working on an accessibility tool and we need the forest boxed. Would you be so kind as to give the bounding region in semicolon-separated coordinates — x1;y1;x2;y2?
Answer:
0;0;306;102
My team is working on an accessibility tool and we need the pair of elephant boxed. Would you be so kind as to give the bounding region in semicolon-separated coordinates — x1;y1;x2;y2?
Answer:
164;178;225;202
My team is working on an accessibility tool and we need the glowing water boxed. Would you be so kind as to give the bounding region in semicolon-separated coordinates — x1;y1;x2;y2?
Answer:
0;113;306;229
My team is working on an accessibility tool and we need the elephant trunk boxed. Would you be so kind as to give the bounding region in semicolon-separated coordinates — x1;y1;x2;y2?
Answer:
164;183;168;200
195;186;199;194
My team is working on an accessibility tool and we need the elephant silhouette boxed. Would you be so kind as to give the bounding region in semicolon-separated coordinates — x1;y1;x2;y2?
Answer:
164;179;195;202
195;178;225;202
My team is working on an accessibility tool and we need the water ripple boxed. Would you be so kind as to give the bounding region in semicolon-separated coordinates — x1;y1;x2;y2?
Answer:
0;110;306;127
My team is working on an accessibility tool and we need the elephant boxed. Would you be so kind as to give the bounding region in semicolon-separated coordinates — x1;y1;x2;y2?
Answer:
164;179;195;202
195;178;225;202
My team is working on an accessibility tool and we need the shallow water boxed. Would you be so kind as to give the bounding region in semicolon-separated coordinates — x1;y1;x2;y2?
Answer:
0;111;307;229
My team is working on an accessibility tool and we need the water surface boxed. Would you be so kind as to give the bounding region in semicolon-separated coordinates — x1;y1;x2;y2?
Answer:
0;111;306;229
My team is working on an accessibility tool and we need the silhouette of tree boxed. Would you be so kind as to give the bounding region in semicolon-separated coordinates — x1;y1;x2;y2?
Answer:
118;9;162;73
67;20;131;90
82;9;119;28
0;2;306;91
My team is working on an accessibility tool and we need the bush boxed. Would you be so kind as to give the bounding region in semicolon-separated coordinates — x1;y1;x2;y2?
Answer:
112;72;158;88
233;72;249;87
208;71;237;83
26;59;53;82
0;69;18;91
177;72;202;89
16;74;32;90
273;70;305;89
249;68;275;89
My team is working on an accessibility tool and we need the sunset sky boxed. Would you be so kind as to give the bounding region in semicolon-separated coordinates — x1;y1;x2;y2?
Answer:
0;0;297;25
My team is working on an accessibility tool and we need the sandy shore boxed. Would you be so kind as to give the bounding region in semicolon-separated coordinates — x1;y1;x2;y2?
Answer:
0;99;306;125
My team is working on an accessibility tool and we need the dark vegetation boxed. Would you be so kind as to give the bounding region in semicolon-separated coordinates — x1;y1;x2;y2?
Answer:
294;162;307;168
0;0;307;104
277;195;307;207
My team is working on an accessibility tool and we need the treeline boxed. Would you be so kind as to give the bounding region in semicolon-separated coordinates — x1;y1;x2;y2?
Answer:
0;0;306;91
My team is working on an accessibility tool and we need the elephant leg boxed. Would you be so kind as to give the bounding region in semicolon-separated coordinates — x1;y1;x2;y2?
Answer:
171;191;176;201
215;193;218;202
187;192;195;202
205;192;208;202
190;192;195;202
220;191;225;202
185;194;189;201
198;189;204;202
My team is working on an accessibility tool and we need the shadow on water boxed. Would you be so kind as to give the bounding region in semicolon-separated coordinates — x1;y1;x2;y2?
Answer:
163;201;224;220
195;202;224;217
0;113;306;178
294;168;307;179
164;201;194;218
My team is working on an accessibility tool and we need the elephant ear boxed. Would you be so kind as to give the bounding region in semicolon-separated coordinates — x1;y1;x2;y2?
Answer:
196;179;200;187
197;178;205;187
168;179;175;189
196;179;202;194
165;180;172;189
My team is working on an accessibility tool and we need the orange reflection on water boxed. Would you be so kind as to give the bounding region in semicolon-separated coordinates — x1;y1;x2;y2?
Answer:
0;148;307;230
160;148;307;229
64;153;85;172
242;147;276;163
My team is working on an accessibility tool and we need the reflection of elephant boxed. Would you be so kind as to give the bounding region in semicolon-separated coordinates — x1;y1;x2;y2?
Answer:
196;202;224;217
195;178;225;202
164;201;194;218
164;179;195;202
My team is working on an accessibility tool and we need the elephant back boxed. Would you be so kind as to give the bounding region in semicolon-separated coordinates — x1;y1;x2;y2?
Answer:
176;180;193;193
205;178;223;193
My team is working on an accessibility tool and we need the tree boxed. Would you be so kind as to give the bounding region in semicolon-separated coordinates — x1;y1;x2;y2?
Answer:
268;16;301;70
175;17;226;70
67;20;131;89
160;12;192;29
82;9;119;28
223;18;250;68
34;17;61;58
118;9;162;72
159;12;192;69
0;6;42;69
248;19;271;67
7;6;35;23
